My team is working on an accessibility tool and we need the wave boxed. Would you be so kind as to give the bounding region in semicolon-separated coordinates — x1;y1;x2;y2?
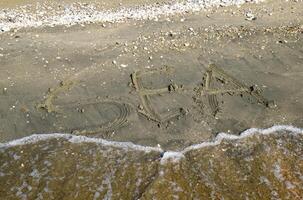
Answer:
0;133;162;153
0;0;265;32
0;125;302;164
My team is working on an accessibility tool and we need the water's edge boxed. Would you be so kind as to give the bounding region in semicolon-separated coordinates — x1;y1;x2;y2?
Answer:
1;125;302;164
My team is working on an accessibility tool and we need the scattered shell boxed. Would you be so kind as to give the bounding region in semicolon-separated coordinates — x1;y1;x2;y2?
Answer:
245;12;256;21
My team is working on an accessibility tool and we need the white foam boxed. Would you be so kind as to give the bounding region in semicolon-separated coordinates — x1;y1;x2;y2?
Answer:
182;125;302;154
0;125;302;164
160;151;185;164
0;0;264;33
0;133;162;153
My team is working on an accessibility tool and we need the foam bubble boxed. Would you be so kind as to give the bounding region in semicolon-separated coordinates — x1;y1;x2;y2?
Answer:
160;151;185;164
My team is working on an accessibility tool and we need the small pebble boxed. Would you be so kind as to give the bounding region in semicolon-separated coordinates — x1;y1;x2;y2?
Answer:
245;12;257;21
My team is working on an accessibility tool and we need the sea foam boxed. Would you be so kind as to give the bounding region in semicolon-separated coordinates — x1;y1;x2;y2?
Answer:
0;133;162;153
0;125;302;164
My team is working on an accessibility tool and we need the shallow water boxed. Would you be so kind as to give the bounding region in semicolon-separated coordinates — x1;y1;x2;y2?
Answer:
0;126;302;199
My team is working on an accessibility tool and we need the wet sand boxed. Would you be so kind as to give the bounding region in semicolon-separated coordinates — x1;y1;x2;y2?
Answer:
1;0;303;150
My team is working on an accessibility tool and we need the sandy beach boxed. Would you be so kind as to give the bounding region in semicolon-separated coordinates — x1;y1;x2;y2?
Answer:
0;0;170;9
0;0;303;199
0;0;302;149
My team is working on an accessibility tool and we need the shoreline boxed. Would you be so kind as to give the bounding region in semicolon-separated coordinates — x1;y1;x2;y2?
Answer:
1;124;302;155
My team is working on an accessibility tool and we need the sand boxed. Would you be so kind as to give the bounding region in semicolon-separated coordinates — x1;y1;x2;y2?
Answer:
0;0;170;9
1;0;302;150
0;0;303;198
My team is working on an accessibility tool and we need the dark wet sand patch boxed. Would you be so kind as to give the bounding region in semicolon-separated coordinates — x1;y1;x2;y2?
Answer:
0;0;303;150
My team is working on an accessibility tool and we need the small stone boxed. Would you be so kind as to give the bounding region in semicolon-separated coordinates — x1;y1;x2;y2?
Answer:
112;60;117;65
138;105;144;110
245;12;256;21
249;85;260;93
168;84;178;92
266;100;277;109
168;31;174;37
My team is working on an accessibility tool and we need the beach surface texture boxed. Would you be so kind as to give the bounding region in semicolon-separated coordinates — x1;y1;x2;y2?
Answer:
0;0;303;199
